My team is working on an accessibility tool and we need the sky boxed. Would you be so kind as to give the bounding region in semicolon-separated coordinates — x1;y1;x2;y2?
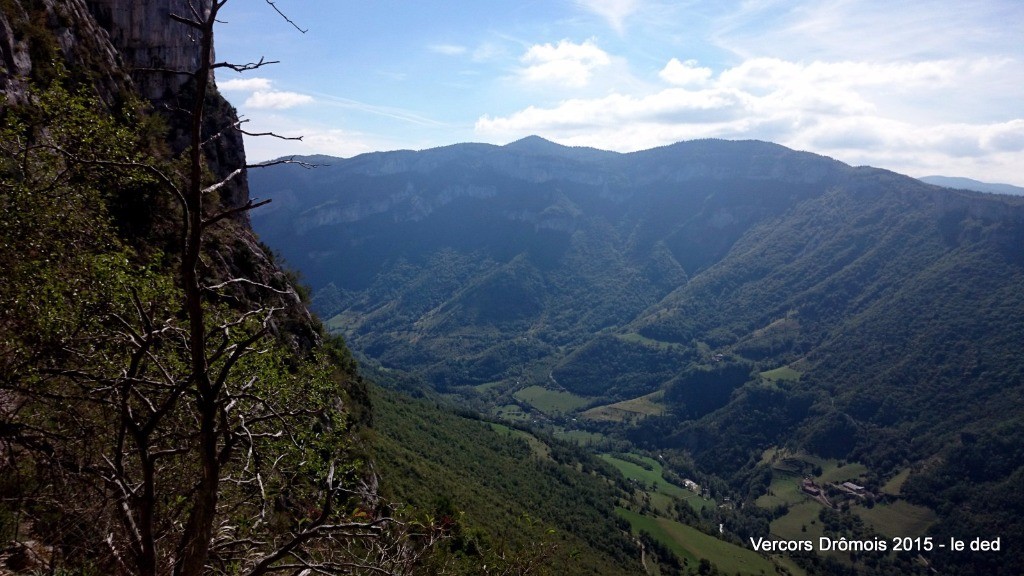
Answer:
214;0;1024;185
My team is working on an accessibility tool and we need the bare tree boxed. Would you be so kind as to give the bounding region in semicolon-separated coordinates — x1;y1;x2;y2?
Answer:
1;1;447;575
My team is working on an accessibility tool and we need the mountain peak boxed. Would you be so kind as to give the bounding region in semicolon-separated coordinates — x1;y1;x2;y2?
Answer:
504;135;565;153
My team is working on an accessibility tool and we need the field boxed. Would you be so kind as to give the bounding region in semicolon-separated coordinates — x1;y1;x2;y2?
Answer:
580;391;666;422
488;423;551;459
881;468;912;495
770;500;827;541
599;453;712;512
493;403;530;422
617;332;680;349
512;385;590;415
755;469;805;508
818;461;869;484
550;427;605;446
599;454;687;497
617;508;777;575
855;500;938;538
760;365;803;381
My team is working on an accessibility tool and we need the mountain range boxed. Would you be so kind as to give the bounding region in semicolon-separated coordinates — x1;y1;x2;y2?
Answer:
251;136;1024;574
919;175;1024;196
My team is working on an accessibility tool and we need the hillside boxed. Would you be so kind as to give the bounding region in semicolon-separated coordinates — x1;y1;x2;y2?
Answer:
0;1;546;574
251;137;1024;574
369;387;640;575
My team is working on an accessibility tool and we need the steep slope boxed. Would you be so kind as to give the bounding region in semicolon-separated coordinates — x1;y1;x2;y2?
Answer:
370;388;639;575
0;2;422;574
253;138;852;393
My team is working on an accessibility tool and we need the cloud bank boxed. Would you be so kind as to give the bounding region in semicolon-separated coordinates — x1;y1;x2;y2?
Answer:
477;47;1024;180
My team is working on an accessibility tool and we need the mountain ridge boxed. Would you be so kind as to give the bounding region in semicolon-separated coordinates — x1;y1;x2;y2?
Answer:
920;174;1024;196
249;135;1024;574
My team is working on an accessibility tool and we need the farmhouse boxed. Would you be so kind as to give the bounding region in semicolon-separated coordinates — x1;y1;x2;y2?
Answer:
801;479;821;496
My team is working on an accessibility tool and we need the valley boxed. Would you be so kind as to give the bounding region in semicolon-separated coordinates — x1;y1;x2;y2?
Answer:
251;137;1024;575
4;1;1020;574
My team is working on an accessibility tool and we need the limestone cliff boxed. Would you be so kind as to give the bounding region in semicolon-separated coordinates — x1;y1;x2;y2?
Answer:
1;0;317;351
2;0;248;210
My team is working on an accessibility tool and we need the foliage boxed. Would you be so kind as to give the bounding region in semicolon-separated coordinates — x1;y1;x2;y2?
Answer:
0;10;443;576
370;388;639;575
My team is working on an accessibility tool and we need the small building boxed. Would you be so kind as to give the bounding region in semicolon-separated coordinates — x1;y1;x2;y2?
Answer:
842;481;865;494
801;478;821;496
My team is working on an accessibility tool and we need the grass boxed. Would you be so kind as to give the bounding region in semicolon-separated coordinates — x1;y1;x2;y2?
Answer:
550;427;605;446
818;461;869;484
617;508;777;575
617;332;679;349
488;423;551;460
580;391;666;422
770;500;826;541
755;470;805;508
760;365;802;381
854;500;938;538
473;380;504;393
881;468;911;496
493;403;531;422
758;447;939;565
512;385;590;415
600;454;688;498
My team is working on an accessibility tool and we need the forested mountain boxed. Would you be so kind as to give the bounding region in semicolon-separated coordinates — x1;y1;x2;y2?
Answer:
8;0;1023;573
3;2;643;574
252;137;1024;575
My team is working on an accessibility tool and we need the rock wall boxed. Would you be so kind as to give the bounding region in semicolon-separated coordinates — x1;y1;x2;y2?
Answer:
1;0;129;106
86;0;212;102
85;0;251;212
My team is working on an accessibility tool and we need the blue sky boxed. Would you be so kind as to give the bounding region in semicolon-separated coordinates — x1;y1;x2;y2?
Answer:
214;0;1024;185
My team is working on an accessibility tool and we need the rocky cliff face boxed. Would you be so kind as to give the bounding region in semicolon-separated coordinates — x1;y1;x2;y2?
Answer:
1;0;316;350
1;0;248;210
1;0;128;105
87;0;212;102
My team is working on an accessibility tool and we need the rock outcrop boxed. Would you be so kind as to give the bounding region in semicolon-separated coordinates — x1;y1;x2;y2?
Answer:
1;0;316;351
2;0;248;211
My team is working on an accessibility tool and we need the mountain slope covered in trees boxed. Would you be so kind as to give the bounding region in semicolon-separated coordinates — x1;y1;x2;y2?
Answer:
2;2;651;574
252;137;1024;575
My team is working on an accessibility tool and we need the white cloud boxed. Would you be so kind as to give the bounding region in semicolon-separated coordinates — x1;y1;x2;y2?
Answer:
244;90;314;110
659;58;712;86
238;117;380;163
217;76;314;110
430;44;467;56
518;39;611;87
477;54;1024;184
218;77;273;91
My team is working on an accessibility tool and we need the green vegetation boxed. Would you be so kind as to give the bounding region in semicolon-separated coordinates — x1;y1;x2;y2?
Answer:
600;454;690;499
617;508;776;575
854;501;937;538
760;365;802;382
371;388;638;575
0;43;409;575
881;468;911;496
249;86;1024;575
513;385;591;414
582;391;666;422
